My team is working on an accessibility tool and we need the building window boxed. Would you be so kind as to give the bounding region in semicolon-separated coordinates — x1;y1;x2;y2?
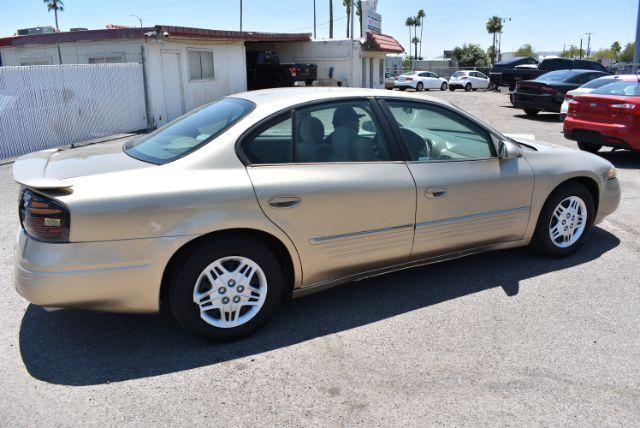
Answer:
20;58;51;65
88;55;123;64
188;50;214;81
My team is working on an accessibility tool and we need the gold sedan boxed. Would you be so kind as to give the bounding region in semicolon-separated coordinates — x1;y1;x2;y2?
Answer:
13;88;621;341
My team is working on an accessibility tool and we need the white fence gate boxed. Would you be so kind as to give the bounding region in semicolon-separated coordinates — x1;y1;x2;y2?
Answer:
0;63;147;159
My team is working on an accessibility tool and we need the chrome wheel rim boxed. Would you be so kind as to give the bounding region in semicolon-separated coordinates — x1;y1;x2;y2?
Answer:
193;256;267;329
549;196;587;248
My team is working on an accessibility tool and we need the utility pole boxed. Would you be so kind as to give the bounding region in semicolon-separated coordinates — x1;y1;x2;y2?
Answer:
313;0;317;38
240;0;243;31
130;15;142;28
585;32;594;57
579;38;583;58
634;0;640;71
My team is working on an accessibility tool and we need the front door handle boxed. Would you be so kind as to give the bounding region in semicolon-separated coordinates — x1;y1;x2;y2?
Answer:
425;187;448;199
268;195;301;208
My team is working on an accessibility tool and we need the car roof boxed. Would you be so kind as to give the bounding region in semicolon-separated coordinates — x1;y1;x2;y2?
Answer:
495;56;535;65
230;87;452;111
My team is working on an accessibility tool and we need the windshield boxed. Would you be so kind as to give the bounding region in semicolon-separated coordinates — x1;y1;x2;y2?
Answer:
452;71;465;77
537;70;577;83
592;81;640;96
581;77;620;89
125;97;255;164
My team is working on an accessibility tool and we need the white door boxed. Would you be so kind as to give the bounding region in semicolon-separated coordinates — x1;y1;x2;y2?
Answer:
160;51;185;123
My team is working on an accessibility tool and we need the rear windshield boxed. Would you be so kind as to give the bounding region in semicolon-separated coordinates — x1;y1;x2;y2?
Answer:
124;97;255;164
452;71;465;77
591;81;640;96
537;70;576;82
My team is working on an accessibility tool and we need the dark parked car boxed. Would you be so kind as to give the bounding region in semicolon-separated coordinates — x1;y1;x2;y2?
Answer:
512;69;608;116
246;50;317;90
489;57;539;88
502;58;608;90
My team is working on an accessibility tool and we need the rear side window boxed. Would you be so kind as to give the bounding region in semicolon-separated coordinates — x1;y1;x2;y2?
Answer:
540;59;570;71
569;72;606;85
575;60;607;71
125;97;254;164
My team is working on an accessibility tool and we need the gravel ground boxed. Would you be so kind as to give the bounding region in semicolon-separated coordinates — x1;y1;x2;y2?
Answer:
0;90;639;426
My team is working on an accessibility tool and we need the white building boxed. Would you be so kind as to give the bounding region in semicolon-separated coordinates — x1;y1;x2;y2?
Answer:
0;25;403;128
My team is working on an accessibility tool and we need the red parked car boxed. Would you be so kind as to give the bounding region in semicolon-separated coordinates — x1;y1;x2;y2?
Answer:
564;80;640;153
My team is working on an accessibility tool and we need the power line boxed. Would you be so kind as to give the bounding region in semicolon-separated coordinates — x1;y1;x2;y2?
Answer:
288;15;346;33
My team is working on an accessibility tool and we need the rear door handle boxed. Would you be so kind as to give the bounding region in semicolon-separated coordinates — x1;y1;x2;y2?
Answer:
268;195;301;208
425;187;448;199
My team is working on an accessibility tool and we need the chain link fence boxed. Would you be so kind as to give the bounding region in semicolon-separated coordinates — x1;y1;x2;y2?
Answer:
0;63;148;159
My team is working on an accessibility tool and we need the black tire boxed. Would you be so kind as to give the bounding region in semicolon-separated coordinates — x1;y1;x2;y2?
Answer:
440;82;448;91
399;87;407;91
416;82;424;92
305;80;313;87
449;86;455;91
170;236;285;341
464;83;472;92
577;141;602;154
524;108;539;116
530;182;595;258
472;88;478;91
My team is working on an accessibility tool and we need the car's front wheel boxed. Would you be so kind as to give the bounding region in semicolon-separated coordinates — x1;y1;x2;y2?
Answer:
170;236;285;341
577;141;602;153
530;182;595;257
464;83;472;91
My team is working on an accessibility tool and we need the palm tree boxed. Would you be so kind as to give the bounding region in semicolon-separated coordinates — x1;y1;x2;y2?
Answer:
486;15;503;64
412;18;420;60
355;1;363;37
44;0;64;30
417;9;426;59
343;0;352;38
405;17;415;59
412;37;420;61
329;0;334;38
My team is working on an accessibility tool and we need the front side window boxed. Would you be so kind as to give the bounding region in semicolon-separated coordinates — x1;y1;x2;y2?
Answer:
242;100;393;164
125;97;254;164
188;50;214;81
385;100;495;162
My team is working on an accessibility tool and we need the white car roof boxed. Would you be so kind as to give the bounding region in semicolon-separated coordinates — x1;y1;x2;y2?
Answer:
230;87;452;113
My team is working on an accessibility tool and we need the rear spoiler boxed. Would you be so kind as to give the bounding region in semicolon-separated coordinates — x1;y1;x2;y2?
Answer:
12;149;73;190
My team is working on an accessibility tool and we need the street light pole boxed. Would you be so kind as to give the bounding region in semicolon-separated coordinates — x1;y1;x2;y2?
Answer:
585;32;594;57
313;0;317;38
240;0;243;32
130;15;142;28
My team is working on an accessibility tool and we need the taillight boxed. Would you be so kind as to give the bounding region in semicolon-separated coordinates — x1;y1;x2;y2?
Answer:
19;189;70;243
405;77;413;81
289;67;297;77
461;76;468;80
609;103;640;116
565;94;573;100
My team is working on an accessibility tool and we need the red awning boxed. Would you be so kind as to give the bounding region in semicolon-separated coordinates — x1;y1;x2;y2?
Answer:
365;31;404;53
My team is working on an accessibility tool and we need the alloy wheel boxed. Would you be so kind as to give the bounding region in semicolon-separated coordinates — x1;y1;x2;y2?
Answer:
549;196;587;248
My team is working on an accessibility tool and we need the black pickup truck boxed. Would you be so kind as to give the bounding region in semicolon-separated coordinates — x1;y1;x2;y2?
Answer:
499;58;608;90
489;57;539;88
247;50;318;90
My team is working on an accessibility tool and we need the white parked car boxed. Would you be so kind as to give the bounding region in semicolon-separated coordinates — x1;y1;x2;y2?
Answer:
448;70;490;91
559;74;636;120
394;71;448;92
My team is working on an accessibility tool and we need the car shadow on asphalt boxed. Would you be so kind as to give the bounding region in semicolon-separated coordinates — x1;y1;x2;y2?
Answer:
513;113;561;122
19;227;619;386
597;150;640;170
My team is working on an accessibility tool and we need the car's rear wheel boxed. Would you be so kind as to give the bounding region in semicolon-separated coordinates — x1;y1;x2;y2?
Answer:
416;82;424;92
440;82;448;91
524;108;539;116
577;141;602;154
530;182;595;257
170;236;284;341
464;83;472;92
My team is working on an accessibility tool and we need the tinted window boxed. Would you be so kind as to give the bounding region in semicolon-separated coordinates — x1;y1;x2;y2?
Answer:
540;59;570;71
592;81;640;96
537;70;578;83
242;100;393;164
581;76;619;89
125;97;254;164
386;100;495;161
575;60;607;71
569;72;605;85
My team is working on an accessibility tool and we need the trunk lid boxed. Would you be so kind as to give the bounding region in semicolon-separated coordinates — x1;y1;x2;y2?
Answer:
570;94;637;125
13;139;151;190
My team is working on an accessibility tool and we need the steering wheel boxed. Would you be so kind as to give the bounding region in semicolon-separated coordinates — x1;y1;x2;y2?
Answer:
401;128;431;160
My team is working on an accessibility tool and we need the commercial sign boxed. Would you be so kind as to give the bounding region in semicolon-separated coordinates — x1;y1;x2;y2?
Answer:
360;0;382;35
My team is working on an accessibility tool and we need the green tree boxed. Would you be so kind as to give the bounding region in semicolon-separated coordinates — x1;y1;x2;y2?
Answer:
44;0;64;30
343;0;352;38
591;48;617;60
560;45;584;59
611;41;622;58
355;0;363;37
514;43;535;58
417;9;426;59
412;36;420;61
620;43;635;62
452;44;489;67
486;16;503;64
405;17;416;59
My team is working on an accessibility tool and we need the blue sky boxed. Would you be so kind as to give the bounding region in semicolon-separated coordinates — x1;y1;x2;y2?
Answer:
1;0;637;58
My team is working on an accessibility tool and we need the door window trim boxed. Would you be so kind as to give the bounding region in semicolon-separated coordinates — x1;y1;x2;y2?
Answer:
376;97;500;163
236;97;405;166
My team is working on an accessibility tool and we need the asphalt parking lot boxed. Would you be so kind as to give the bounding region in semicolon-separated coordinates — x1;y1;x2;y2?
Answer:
1;90;639;426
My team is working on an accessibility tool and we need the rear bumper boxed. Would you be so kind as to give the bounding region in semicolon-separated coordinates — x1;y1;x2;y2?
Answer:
448;82;467;89
563;118;638;150
13;229;194;313
394;81;415;89
513;92;563;112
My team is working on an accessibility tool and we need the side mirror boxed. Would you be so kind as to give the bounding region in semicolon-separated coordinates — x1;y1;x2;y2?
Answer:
498;140;523;160
362;120;376;132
